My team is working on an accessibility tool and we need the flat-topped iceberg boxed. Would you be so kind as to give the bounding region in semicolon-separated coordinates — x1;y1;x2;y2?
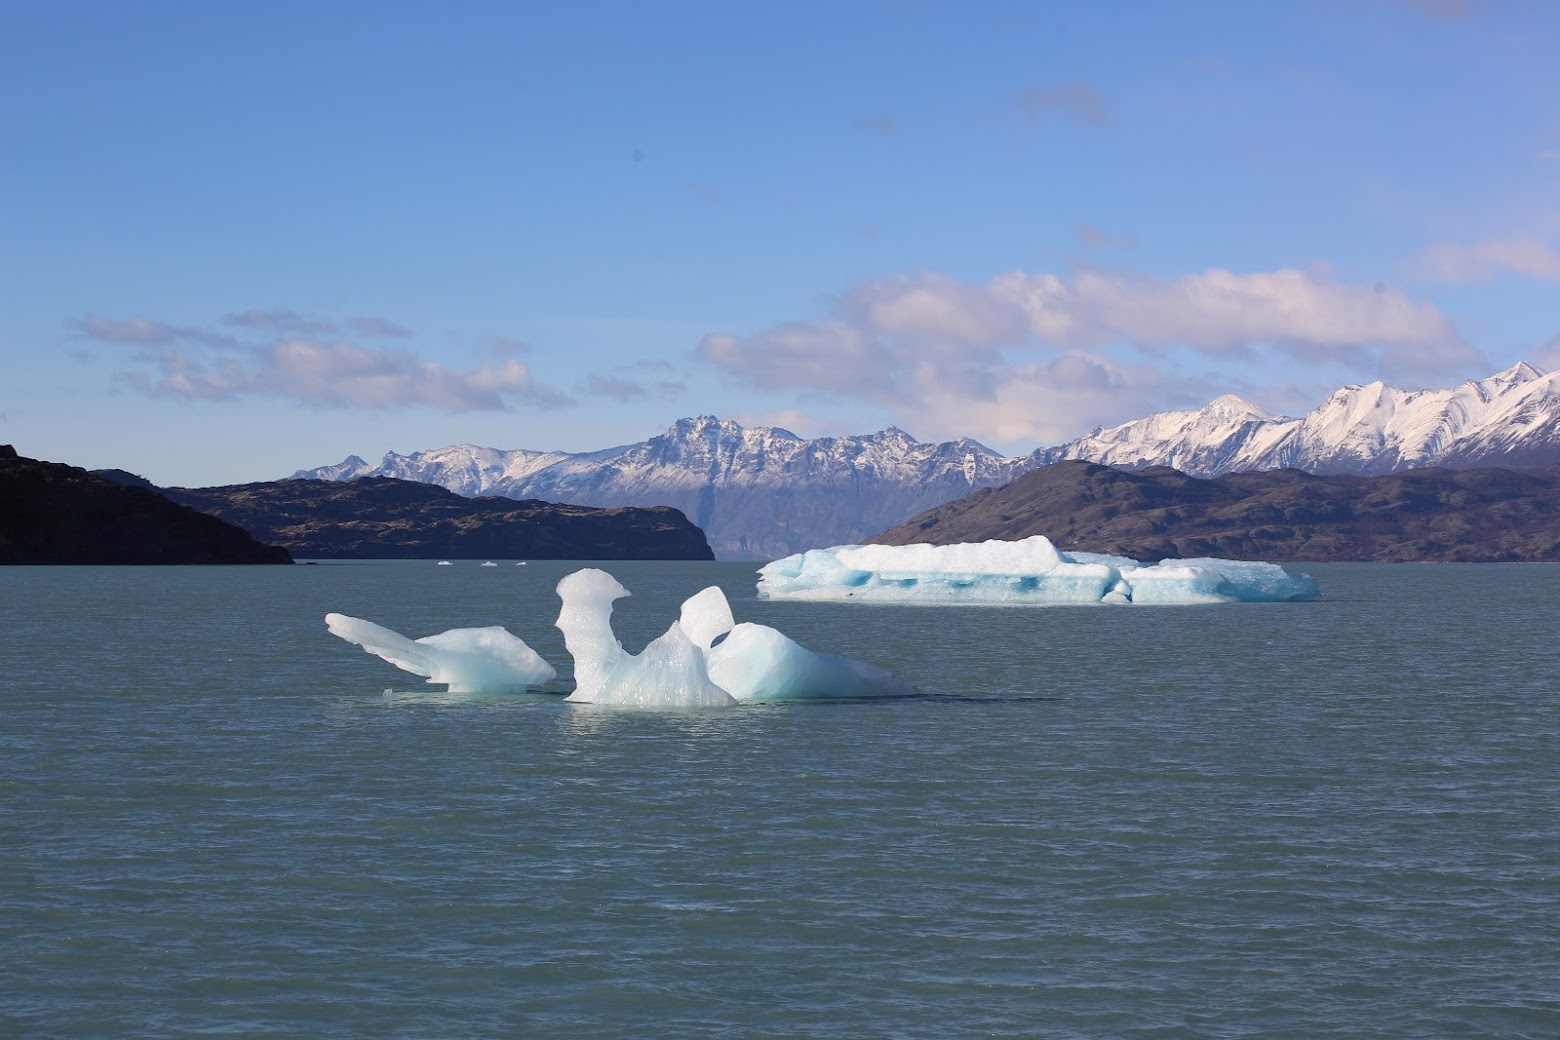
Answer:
757;536;1319;605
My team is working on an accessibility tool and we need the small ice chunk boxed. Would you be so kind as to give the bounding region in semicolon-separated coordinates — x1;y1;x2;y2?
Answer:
707;623;918;701
324;613;555;693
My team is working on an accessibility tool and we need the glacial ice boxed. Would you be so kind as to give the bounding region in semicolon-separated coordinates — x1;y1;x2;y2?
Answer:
555;569;736;708
706;623;918;700
324;613;556;693
554;569;917;706
757;536;1319;605
326;569;919;706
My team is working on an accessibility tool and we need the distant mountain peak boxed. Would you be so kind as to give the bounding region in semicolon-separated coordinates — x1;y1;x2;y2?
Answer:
1045;361;1559;477
289;366;1560;558
1490;360;1544;385
1204;394;1277;421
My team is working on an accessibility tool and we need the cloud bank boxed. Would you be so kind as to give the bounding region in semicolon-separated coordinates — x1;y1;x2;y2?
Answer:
75;312;569;411
699;265;1481;446
1416;236;1560;283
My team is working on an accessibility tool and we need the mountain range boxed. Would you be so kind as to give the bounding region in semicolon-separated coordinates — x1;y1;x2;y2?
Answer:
296;362;1560;558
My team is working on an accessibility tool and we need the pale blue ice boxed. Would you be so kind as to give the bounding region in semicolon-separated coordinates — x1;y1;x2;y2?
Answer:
757;536;1319;605
324;613;556;693
326;569;917;706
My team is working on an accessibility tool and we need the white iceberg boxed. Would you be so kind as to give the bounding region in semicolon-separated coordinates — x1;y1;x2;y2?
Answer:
706;623;917;700
555;569;736;708
324;613;556;693
554;569;917;707
757;536;1319;605
326;569;919;706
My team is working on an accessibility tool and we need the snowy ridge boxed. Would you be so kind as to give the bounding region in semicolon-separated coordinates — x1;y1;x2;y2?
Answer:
1041;362;1560;476
295;416;1033;558
293;364;1560;558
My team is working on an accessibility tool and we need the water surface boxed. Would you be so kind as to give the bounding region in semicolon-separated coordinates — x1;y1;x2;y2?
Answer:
3;561;1557;1038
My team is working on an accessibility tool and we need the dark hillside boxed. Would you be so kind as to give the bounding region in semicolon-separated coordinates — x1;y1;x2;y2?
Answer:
868;460;1560;562
165;476;715;560
0;446;293;565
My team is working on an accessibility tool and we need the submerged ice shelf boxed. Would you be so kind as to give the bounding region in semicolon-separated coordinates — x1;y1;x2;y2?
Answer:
757;536;1320;605
326;569;916;706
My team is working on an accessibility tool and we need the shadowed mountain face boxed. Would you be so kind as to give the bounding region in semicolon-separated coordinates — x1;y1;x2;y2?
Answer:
161;477;714;560
866;460;1560;563
0;446;293;565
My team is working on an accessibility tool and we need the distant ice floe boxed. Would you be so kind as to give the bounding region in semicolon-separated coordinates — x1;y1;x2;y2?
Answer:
757;536;1319;605
326;569;917;706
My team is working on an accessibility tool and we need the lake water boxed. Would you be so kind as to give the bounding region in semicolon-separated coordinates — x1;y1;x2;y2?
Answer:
3;560;1558;1038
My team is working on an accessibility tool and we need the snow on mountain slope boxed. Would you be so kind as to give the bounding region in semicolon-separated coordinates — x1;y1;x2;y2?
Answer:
293;363;1560;558
1044;362;1560;476
296;417;1032;558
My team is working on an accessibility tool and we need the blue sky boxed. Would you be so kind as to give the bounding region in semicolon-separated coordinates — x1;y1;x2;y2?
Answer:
3;0;1558;486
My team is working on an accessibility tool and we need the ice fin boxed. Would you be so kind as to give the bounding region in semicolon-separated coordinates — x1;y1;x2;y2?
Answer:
326;613;555;693
555;569;631;698
679;585;735;650
326;613;435;677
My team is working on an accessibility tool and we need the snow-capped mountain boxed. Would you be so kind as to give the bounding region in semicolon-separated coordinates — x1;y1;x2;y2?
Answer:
296;417;1033;559
1038;361;1560;476
294;363;1560;559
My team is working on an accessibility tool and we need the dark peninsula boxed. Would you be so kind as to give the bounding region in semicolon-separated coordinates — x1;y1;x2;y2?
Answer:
867;460;1560;563
0;446;293;565
158;476;715;560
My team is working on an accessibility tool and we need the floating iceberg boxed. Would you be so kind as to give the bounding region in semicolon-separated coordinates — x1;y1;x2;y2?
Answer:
554;569;917;707
324;613;556;693
757;536;1319;605
555;569;736;708
326;569;919;705
707;623;917;700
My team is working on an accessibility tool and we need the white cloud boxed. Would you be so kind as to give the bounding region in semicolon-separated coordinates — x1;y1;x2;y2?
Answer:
156;339;571;410
907;355;1167;447
993;267;1470;374
579;361;687;402
73;315;236;348
700;320;899;395
729;407;837;437
1415;236;1560;283
698;264;1480;448
83;309;570;411
844;272;1028;348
